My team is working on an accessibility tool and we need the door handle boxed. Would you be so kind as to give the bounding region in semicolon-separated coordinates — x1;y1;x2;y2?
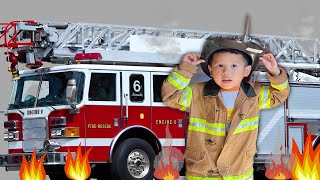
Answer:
114;118;119;127
124;93;128;120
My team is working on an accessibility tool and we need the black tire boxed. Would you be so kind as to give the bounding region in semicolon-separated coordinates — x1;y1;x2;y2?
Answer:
93;164;111;180
49;175;70;180
111;138;155;180
313;135;320;150
46;165;70;180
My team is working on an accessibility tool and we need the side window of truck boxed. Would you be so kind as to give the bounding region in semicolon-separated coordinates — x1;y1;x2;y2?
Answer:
153;75;167;102
89;73;116;101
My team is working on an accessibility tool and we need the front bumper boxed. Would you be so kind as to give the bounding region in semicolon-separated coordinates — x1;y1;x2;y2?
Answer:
0;152;72;171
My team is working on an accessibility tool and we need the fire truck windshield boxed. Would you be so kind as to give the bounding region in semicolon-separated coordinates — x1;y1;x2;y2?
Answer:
8;71;85;109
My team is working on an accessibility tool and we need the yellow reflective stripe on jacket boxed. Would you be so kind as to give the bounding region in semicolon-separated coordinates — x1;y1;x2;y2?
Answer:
223;168;254;180
180;106;187;111
271;79;288;91
188;118;226;136
233;116;259;134
186;168;253;180
186;174;222;180
167;71;191;89
259;86;271;109
179;86;192;111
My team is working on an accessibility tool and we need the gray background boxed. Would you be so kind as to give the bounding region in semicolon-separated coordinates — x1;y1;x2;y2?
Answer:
1;0;320;179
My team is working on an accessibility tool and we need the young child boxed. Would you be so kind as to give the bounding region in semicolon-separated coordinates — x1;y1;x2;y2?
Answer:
161;37;290;179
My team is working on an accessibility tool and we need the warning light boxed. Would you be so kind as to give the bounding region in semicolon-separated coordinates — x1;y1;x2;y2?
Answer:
74;53;102;60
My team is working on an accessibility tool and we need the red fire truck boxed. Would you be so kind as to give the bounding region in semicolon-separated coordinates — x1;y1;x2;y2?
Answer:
0;20;319;179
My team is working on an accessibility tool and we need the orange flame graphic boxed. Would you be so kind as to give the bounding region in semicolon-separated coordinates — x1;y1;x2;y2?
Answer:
154;146;183;180
154;159;180;180
265;145;291;179
64;144;92;180
291;132;320;180
19;149;47;180
154;125;184;180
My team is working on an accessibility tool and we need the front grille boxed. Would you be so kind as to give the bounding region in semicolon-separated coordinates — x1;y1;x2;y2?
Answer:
22;117;47;152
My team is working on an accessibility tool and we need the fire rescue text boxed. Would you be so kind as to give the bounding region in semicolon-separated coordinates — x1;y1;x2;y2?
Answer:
88;124;111;128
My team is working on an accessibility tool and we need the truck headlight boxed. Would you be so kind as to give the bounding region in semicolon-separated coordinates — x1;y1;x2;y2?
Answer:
4;131;19;141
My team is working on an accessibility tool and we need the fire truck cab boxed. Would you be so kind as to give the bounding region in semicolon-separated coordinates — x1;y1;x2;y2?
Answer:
3;62;191;179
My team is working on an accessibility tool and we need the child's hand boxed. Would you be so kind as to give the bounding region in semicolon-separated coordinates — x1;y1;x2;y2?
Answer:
182;53;205;66
259;53;280;76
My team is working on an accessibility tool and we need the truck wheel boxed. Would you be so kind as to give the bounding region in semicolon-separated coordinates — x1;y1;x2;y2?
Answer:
111;138;155;180
313;135;320;150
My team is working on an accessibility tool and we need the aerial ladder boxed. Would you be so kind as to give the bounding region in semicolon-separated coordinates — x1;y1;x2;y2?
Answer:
0;20;319;81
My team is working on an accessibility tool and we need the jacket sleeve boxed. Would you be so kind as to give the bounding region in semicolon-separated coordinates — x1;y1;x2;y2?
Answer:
161;60;198;111
258;67;290;110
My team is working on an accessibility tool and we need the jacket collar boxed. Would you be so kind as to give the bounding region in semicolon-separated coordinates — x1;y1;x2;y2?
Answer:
203;79;256;98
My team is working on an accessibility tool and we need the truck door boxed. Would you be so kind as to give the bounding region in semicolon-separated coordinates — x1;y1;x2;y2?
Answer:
84;70;121;161
150;72;186;152
121;71;151;128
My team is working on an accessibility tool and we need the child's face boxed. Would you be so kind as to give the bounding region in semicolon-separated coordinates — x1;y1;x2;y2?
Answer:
208;52;252;90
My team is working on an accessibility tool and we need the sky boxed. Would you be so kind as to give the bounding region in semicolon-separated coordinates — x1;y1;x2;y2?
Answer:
0;0;320;179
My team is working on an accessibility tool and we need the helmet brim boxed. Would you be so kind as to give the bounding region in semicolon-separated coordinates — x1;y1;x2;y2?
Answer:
200;37;266;77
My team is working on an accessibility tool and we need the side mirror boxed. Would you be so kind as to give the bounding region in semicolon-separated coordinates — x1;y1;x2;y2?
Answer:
66;79;77;109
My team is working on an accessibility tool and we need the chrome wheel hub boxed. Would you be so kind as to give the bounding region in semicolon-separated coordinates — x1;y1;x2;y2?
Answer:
127;149;150;178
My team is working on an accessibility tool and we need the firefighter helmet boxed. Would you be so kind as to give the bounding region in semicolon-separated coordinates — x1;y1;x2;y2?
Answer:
200;37;267;77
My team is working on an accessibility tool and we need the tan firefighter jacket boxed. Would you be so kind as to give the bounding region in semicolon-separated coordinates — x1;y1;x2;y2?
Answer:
161;61;290;180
